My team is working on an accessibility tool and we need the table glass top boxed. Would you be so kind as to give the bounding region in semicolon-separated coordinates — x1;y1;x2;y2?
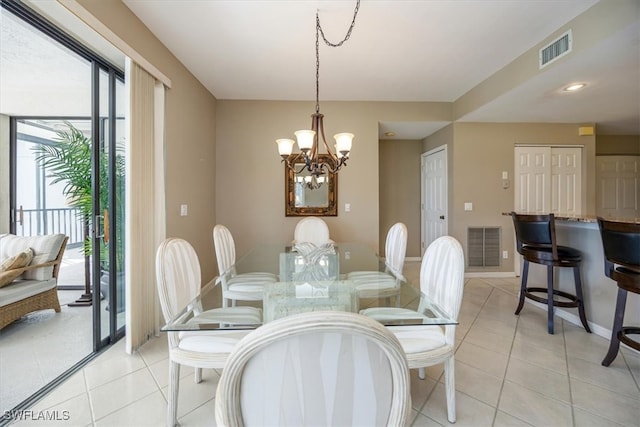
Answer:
162;242;457;331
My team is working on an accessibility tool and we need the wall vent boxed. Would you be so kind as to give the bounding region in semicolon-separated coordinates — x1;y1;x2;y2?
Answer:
468;227;500;267
539;30;572;69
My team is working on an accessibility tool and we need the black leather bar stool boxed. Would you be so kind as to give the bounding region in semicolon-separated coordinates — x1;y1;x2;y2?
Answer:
510;212;591;334
597;217;640;366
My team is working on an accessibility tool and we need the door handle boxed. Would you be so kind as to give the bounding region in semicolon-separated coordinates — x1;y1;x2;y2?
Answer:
439;215;445;220
103;209;110;244
19;205;23;226
93;215;104;239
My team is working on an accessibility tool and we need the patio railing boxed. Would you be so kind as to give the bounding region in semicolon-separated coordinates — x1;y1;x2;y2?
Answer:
16;207;85;247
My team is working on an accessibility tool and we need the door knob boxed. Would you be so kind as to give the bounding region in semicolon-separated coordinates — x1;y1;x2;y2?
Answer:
439;215;445;220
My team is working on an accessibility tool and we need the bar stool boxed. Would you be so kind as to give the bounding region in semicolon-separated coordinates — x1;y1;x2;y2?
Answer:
510;212;591;334
597;217;640;366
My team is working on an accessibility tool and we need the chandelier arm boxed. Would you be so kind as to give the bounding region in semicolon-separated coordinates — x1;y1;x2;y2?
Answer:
283;154;312;174
317;118;338;161
310;114;319;159
296;162;311;174
318;158;342;175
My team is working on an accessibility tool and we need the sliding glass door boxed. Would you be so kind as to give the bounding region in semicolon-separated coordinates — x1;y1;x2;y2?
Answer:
1;0;125;412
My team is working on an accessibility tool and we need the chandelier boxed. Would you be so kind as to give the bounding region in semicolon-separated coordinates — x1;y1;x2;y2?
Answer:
276;0;361;189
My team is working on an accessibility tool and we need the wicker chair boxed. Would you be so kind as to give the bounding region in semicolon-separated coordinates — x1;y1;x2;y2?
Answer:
0;235;68;330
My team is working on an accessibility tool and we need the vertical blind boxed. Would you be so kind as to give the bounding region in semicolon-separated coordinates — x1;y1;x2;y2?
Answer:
125;58;166;353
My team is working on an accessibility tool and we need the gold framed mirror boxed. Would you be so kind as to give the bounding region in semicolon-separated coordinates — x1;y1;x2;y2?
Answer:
285;154;337;216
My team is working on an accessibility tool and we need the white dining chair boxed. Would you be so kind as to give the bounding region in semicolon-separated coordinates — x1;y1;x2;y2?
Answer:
213;224;277;308
360;235;465;423
214;311;411;427
156;238;262;427
293;217;334;246
348;222;407;302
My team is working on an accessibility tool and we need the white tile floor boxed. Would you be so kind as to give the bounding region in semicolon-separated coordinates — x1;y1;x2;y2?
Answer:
6;264;640;426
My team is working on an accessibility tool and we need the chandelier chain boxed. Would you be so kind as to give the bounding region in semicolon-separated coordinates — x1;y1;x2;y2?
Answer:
314;0;361;113
276;1;359;183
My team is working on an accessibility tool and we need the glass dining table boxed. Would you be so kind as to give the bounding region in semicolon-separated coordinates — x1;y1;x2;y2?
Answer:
162;242;457;332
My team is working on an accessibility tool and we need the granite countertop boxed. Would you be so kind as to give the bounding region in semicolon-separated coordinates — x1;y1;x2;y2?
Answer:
503;212;640;224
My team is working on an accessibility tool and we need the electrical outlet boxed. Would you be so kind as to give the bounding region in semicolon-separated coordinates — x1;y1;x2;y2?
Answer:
345;203;351;212
502;250;508;259
344;251;351;260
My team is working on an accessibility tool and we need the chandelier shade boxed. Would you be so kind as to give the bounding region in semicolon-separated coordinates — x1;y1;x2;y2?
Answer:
276;1;360;189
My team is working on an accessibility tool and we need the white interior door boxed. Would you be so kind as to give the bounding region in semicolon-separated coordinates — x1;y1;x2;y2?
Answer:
514;146;549;212
597;155;640;219
421;146;447;255
551;147;582;215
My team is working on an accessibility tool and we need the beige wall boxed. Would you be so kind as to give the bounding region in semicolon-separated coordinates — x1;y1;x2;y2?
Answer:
74;0;219;280
215;100;450;258
596;134;640;155
435;122;596;273
379;139;421;258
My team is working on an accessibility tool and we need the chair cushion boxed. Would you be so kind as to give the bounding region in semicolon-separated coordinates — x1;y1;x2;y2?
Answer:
228;281;266;294
0;269;25;288
521;244;581;262
0;278;56;306
390;326;448;353
0;249;34;287
177;330;250;353
0;234;66;280
353;276;397;292
235;272;277;281
612;267;640;292
347;271;391;280
192;306;262;325
1;248;33;272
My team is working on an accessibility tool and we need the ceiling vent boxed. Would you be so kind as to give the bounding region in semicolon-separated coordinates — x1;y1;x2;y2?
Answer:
539;30;572;69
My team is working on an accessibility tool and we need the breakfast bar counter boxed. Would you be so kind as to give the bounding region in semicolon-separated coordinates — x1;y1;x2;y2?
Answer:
510;213;640;337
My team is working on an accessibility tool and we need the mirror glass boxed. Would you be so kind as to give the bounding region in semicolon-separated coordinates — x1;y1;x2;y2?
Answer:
285;154;337;216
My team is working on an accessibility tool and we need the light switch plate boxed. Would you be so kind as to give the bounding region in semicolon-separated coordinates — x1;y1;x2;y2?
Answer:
464;202;473;211
180;204;188;216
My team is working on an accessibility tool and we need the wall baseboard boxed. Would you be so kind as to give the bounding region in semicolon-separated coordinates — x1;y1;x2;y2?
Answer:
524;299;639;356
465;272;517;278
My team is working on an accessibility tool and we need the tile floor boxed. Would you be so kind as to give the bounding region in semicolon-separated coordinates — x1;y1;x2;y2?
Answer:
6;263;640;426
0;246;119;412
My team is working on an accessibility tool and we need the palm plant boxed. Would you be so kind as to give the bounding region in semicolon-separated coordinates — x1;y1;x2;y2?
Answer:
31;122;125;296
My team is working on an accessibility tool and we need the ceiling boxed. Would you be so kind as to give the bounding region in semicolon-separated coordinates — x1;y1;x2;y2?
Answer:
122;0;640;138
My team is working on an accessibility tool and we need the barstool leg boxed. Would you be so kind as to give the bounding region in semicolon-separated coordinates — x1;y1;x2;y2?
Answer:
602;288;627;366
547;265;554;334
515;260;529;315
573;266;591;333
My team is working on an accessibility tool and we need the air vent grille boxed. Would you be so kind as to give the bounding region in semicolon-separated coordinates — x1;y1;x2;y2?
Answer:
468;227;500;267
539;30;572;68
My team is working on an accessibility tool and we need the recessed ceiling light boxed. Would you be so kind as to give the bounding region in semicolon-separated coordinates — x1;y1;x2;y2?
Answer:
384;131;396;137
563;83;586;92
